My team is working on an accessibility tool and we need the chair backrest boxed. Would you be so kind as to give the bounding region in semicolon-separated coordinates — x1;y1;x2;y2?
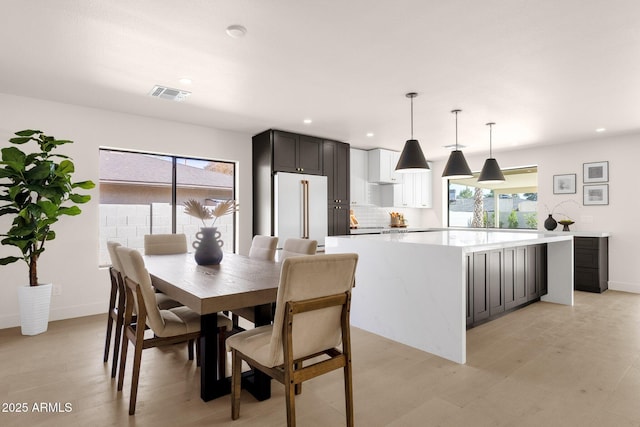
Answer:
116;246;166;334
107;241;124;274
144;234;188;255
279;238;317;260
248;235;279;261
267;253;358;367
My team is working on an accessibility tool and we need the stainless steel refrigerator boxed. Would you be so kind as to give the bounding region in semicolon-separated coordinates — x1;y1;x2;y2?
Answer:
274;172;328;249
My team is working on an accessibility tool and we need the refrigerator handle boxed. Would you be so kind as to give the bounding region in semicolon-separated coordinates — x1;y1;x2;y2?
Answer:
302;179;309;239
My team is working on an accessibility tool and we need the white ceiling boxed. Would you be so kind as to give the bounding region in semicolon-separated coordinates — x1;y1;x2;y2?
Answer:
1;1;639;160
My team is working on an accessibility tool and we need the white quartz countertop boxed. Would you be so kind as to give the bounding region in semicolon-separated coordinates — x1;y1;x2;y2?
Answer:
330;229;574;252
348;227;610;238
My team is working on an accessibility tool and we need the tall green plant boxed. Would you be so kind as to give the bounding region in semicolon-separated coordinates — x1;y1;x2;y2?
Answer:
0;130;95;286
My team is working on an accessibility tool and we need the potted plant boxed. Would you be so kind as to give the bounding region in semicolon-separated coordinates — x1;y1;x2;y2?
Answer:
0;129;95;335
183;199;239;265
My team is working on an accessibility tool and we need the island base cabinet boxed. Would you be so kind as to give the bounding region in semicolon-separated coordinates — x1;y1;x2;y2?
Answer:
467;244;547;328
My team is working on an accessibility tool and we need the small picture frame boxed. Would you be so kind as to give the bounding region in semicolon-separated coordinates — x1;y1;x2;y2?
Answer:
553;174;576;194
583;184;608;205
583;161;608;183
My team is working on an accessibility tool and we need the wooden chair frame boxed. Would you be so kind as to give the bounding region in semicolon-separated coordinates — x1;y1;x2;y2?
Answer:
231;291;354;427
103;266;127;378
117;276;201;415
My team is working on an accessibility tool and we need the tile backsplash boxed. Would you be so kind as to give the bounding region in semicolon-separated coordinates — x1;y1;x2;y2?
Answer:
350;205;422;228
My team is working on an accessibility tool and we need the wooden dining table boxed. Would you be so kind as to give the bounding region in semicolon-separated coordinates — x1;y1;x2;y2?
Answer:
143;252;282;402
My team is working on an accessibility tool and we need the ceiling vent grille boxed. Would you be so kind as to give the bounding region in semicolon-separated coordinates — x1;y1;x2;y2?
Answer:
149;85;191;102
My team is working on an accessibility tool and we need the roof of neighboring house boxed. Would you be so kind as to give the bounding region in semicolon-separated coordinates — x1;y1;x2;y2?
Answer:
99;150;233;189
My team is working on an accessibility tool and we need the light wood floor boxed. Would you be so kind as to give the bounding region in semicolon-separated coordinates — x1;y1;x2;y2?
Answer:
1;290;639;426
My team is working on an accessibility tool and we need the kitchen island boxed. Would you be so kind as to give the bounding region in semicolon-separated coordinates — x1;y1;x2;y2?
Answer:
325;230;574;364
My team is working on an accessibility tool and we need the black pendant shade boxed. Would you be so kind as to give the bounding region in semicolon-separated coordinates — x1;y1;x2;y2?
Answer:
396;139;429;172
442;150;473;179
478;122;505;183
395;92;430;172
442;109;473;179
478;158;505;182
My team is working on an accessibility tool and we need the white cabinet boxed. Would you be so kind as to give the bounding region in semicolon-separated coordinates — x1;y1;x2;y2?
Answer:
413;168;433;208
368;149;401;184
350;148;369;205
391;165;433;208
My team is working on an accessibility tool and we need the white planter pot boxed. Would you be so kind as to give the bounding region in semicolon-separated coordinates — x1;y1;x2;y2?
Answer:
17;283;52;336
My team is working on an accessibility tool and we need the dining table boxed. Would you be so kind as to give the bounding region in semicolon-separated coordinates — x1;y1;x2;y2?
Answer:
143;252;282;402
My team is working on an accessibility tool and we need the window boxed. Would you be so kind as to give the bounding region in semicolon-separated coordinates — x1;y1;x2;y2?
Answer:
447;166;538;229
98;149;236;266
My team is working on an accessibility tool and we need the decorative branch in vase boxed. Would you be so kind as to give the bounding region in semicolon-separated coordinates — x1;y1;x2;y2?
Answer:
543;199;579;231
183;199;239;265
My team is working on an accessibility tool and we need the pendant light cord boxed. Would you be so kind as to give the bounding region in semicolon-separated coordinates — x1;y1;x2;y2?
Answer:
452;109;461;150
487;122;495;158
410;96;414;139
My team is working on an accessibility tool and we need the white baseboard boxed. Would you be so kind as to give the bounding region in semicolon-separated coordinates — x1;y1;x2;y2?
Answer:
609;281;640;294
0;302;106;330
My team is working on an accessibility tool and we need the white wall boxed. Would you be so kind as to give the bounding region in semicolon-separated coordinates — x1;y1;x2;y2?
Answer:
421;133;640;293
0;93;253;329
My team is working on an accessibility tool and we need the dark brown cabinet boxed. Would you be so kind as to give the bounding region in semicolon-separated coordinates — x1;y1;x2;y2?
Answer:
252;129;350;239
574;237;608;293
272;130;323;175
323;140;350;236
467;244;547;328
328;205;350;237
504;246;527;310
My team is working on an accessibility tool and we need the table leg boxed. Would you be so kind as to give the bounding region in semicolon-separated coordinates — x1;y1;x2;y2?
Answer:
200;313;230;401
241;303;273;401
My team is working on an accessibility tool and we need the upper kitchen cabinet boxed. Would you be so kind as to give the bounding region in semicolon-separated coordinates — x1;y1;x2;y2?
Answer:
349;148;368;205
368;148;401;184
391;163;433;208
271;130;323;175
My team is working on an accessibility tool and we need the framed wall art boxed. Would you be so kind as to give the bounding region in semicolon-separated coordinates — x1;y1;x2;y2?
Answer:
583;161;608;183
553;174;576;194
583;184;608;205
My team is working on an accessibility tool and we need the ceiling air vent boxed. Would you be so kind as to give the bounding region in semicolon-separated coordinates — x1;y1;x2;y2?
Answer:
149;85;191;102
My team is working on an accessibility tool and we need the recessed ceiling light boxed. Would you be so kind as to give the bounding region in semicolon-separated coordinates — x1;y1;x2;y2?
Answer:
366;132;375;137
303;119;312;124
226;24;247;38
179;77;192;85
595;127;606;132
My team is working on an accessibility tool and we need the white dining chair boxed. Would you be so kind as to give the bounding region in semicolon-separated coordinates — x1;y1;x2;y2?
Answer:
278;238;317;261
248;235;279;261
115;246;233;415
143;233;188;255
104;241;183;379
227;253;358;426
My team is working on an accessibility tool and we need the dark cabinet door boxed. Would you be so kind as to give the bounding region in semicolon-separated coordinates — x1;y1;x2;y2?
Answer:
272;131;299;173
323;140;350;204
328;205;349;236
504;247;527;310
472;252;490;322
272;131;323;175
297;135;323;175
466;254;474;327
538;245;548;296
526;245;540;302
488;250;505;316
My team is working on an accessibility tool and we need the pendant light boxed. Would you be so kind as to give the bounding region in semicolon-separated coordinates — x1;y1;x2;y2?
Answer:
395;92;429;173
478;122;505;183
442;109;473;179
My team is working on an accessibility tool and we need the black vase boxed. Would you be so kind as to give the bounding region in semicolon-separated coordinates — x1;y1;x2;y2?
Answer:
192;227;224;265
544;214;558;231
